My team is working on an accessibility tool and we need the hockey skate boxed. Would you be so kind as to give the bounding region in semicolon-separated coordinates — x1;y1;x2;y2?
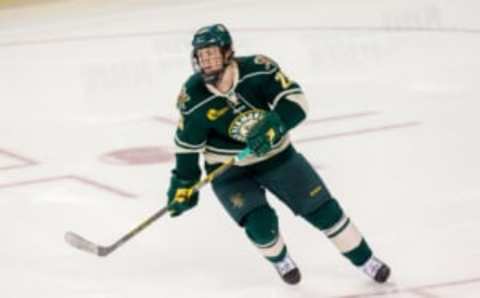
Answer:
360;256;391;283
273;254;301;285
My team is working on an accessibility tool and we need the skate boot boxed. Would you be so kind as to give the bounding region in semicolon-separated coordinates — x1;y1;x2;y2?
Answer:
273;254;301;285
360;256;391;283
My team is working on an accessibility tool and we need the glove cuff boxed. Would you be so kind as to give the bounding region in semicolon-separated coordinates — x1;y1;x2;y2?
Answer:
171;170;198;187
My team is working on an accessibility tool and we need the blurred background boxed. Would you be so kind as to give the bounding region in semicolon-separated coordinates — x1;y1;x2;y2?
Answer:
0;1;479;297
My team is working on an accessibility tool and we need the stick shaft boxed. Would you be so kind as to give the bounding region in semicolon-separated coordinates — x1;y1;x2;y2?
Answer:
106;206;169;253
96;148;251;255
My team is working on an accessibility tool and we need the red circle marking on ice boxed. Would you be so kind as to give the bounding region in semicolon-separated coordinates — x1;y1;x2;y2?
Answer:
101;146;173;165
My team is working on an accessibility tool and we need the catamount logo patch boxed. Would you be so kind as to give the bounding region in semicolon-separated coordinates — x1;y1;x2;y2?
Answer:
228;109;266;142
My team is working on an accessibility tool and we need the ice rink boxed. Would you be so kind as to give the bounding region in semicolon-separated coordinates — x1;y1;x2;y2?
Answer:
1;1;480;297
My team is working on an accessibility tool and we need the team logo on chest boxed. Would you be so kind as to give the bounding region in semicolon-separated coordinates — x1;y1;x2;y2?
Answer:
228;109;266;142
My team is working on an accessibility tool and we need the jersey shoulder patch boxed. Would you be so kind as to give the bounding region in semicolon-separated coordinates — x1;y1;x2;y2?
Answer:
236;55;280;74
176;85;191;111
253;54;278;70
176;73;213;114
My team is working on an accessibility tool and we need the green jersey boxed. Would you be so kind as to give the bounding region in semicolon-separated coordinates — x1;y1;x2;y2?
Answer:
174;55;308;178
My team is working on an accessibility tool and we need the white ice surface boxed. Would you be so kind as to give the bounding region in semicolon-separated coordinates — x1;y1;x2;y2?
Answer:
1;1;480;297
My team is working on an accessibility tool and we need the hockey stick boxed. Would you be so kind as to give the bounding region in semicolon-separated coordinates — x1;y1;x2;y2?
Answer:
65;147;252;257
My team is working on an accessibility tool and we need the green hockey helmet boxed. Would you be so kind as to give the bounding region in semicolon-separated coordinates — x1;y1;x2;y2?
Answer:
191;24;234;84
192;23;232;51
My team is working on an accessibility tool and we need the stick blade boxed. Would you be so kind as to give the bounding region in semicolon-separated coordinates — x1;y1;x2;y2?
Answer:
65;231;102;256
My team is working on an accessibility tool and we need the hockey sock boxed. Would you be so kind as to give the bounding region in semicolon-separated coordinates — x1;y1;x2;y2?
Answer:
244;206;287;263
303;199;372;266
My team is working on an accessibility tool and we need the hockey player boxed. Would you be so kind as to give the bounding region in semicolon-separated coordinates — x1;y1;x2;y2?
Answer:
167;23;391;285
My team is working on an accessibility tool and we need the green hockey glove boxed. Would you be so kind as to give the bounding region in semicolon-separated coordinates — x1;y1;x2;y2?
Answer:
167;172;199;217
246;112;286;157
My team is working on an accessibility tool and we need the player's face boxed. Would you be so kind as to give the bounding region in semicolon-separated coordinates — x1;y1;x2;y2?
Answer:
196;46;224;74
